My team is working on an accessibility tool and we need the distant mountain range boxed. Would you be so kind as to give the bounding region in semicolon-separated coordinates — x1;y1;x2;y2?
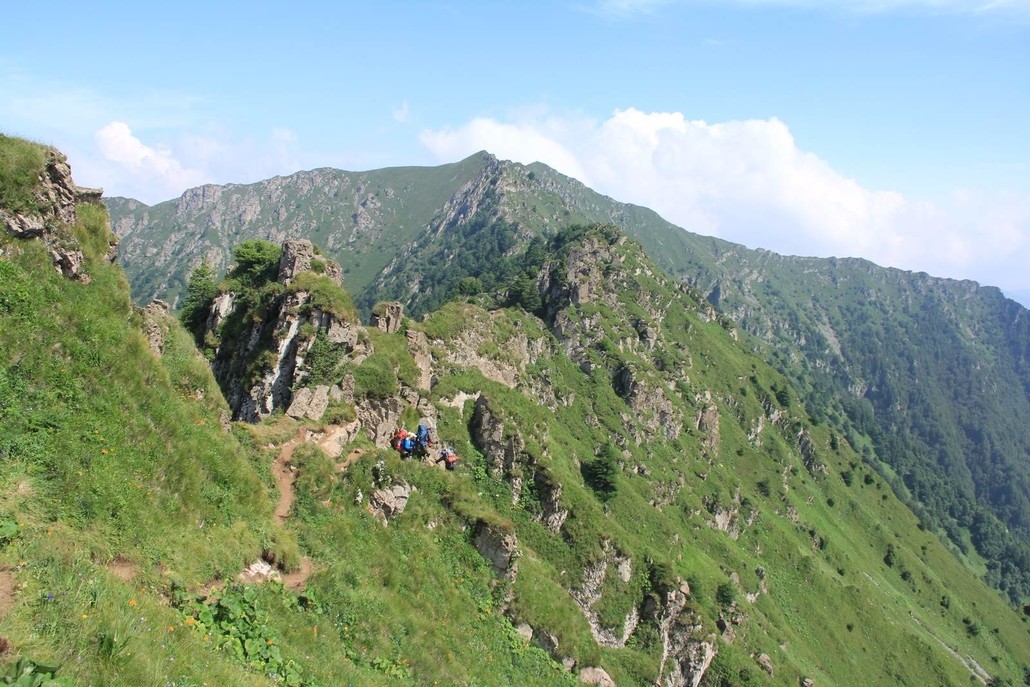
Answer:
106;151;1030;604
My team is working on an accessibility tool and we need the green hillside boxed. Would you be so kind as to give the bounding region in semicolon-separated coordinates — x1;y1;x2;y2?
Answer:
4;137;1029;684
105;153;1030;606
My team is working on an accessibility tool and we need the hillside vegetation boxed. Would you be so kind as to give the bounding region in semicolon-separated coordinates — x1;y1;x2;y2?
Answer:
106;153;1030;605
3;137;1029;685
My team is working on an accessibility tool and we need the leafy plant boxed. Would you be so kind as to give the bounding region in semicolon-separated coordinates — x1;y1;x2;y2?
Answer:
1;656;74;687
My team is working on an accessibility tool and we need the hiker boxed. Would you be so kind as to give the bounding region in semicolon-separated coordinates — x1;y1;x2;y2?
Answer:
435;448;460;471
415;423;434;458
390;428;408;452
399;433;417;460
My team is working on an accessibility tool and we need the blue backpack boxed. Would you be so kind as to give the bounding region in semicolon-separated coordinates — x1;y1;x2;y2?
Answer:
416;424;433;448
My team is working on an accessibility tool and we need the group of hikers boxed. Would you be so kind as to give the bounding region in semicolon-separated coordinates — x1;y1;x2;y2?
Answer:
390;423;460;471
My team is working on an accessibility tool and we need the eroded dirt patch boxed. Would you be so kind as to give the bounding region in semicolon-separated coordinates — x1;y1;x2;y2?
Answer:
0;570;17;619
107;558;139;582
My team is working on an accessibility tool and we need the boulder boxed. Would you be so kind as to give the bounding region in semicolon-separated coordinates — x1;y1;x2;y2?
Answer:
579;666;616;687
473;521;519;581
286;385;331;421
369;483;414;526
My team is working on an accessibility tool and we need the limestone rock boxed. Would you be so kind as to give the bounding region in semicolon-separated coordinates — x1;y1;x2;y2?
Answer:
287;385;331;421
756;653;774;676
572;541;638;648
516;623;533;642
579;666;616;687
1;148;114;282
369;483;414;526
277;239;331;285
141;300;172;355
372;302;403;333
534;631;559;655
473;521;519;582
49;246;88;283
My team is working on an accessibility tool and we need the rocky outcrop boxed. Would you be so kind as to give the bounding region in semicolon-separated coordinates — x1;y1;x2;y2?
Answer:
372;301;403;333
405;329;432;390
470;395;566;529
571;541;638;648
204;241;356;421
578;666;616;686
696;393;720;460
1;148;114;283
430;310;553;389
798;428;826;476
473;520;520;612
286;385;334;421
705;489;742;540
614;364;683;444
369;483;415;526
662;614;716;687
141;300;172;355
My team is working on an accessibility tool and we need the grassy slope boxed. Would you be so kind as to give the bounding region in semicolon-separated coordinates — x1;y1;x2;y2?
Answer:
3;140;1027;685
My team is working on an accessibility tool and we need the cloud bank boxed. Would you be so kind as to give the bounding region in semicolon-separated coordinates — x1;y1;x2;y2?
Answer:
420;108;1030;298
95;122;208;199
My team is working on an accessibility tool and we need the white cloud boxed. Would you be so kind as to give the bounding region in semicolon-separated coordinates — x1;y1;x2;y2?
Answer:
96;122;207;188
421;117;593;184
420;108;1030;299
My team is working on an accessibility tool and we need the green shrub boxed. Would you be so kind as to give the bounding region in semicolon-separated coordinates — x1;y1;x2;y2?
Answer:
179;263;218;346
716;582;737;607
353;353;398;399
291;272;357;321
227;239;282;288
581;443;620;501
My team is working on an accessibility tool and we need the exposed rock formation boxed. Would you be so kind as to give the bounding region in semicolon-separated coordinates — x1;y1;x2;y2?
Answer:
578;666;616;686
369;483;415;526
286;385;333;421
141;300;172;355
572;541;638;648
473;521;520;608
1;148;115;282
372;301;403;333
405;329;432;390
203;241;357;421
470;396;567;530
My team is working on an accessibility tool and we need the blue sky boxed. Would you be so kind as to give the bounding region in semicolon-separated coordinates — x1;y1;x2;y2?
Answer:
3;0;1029;304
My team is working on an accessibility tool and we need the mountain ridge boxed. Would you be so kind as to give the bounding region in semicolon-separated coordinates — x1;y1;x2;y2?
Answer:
3;134;1030;685
105;152;1030;604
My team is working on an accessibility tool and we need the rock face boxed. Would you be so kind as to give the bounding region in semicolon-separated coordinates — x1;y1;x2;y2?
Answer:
372;301;403;333
369;483;415;526
141;300;172;355
1;148;115;282
473;521;520;582
204;240;356;421
470;395;568;530
571;541;639;649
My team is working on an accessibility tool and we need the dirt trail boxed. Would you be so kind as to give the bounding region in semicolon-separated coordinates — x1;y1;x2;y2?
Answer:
264;423;364;590
0;569;16;619
274;427;310;524
190;422;364;595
